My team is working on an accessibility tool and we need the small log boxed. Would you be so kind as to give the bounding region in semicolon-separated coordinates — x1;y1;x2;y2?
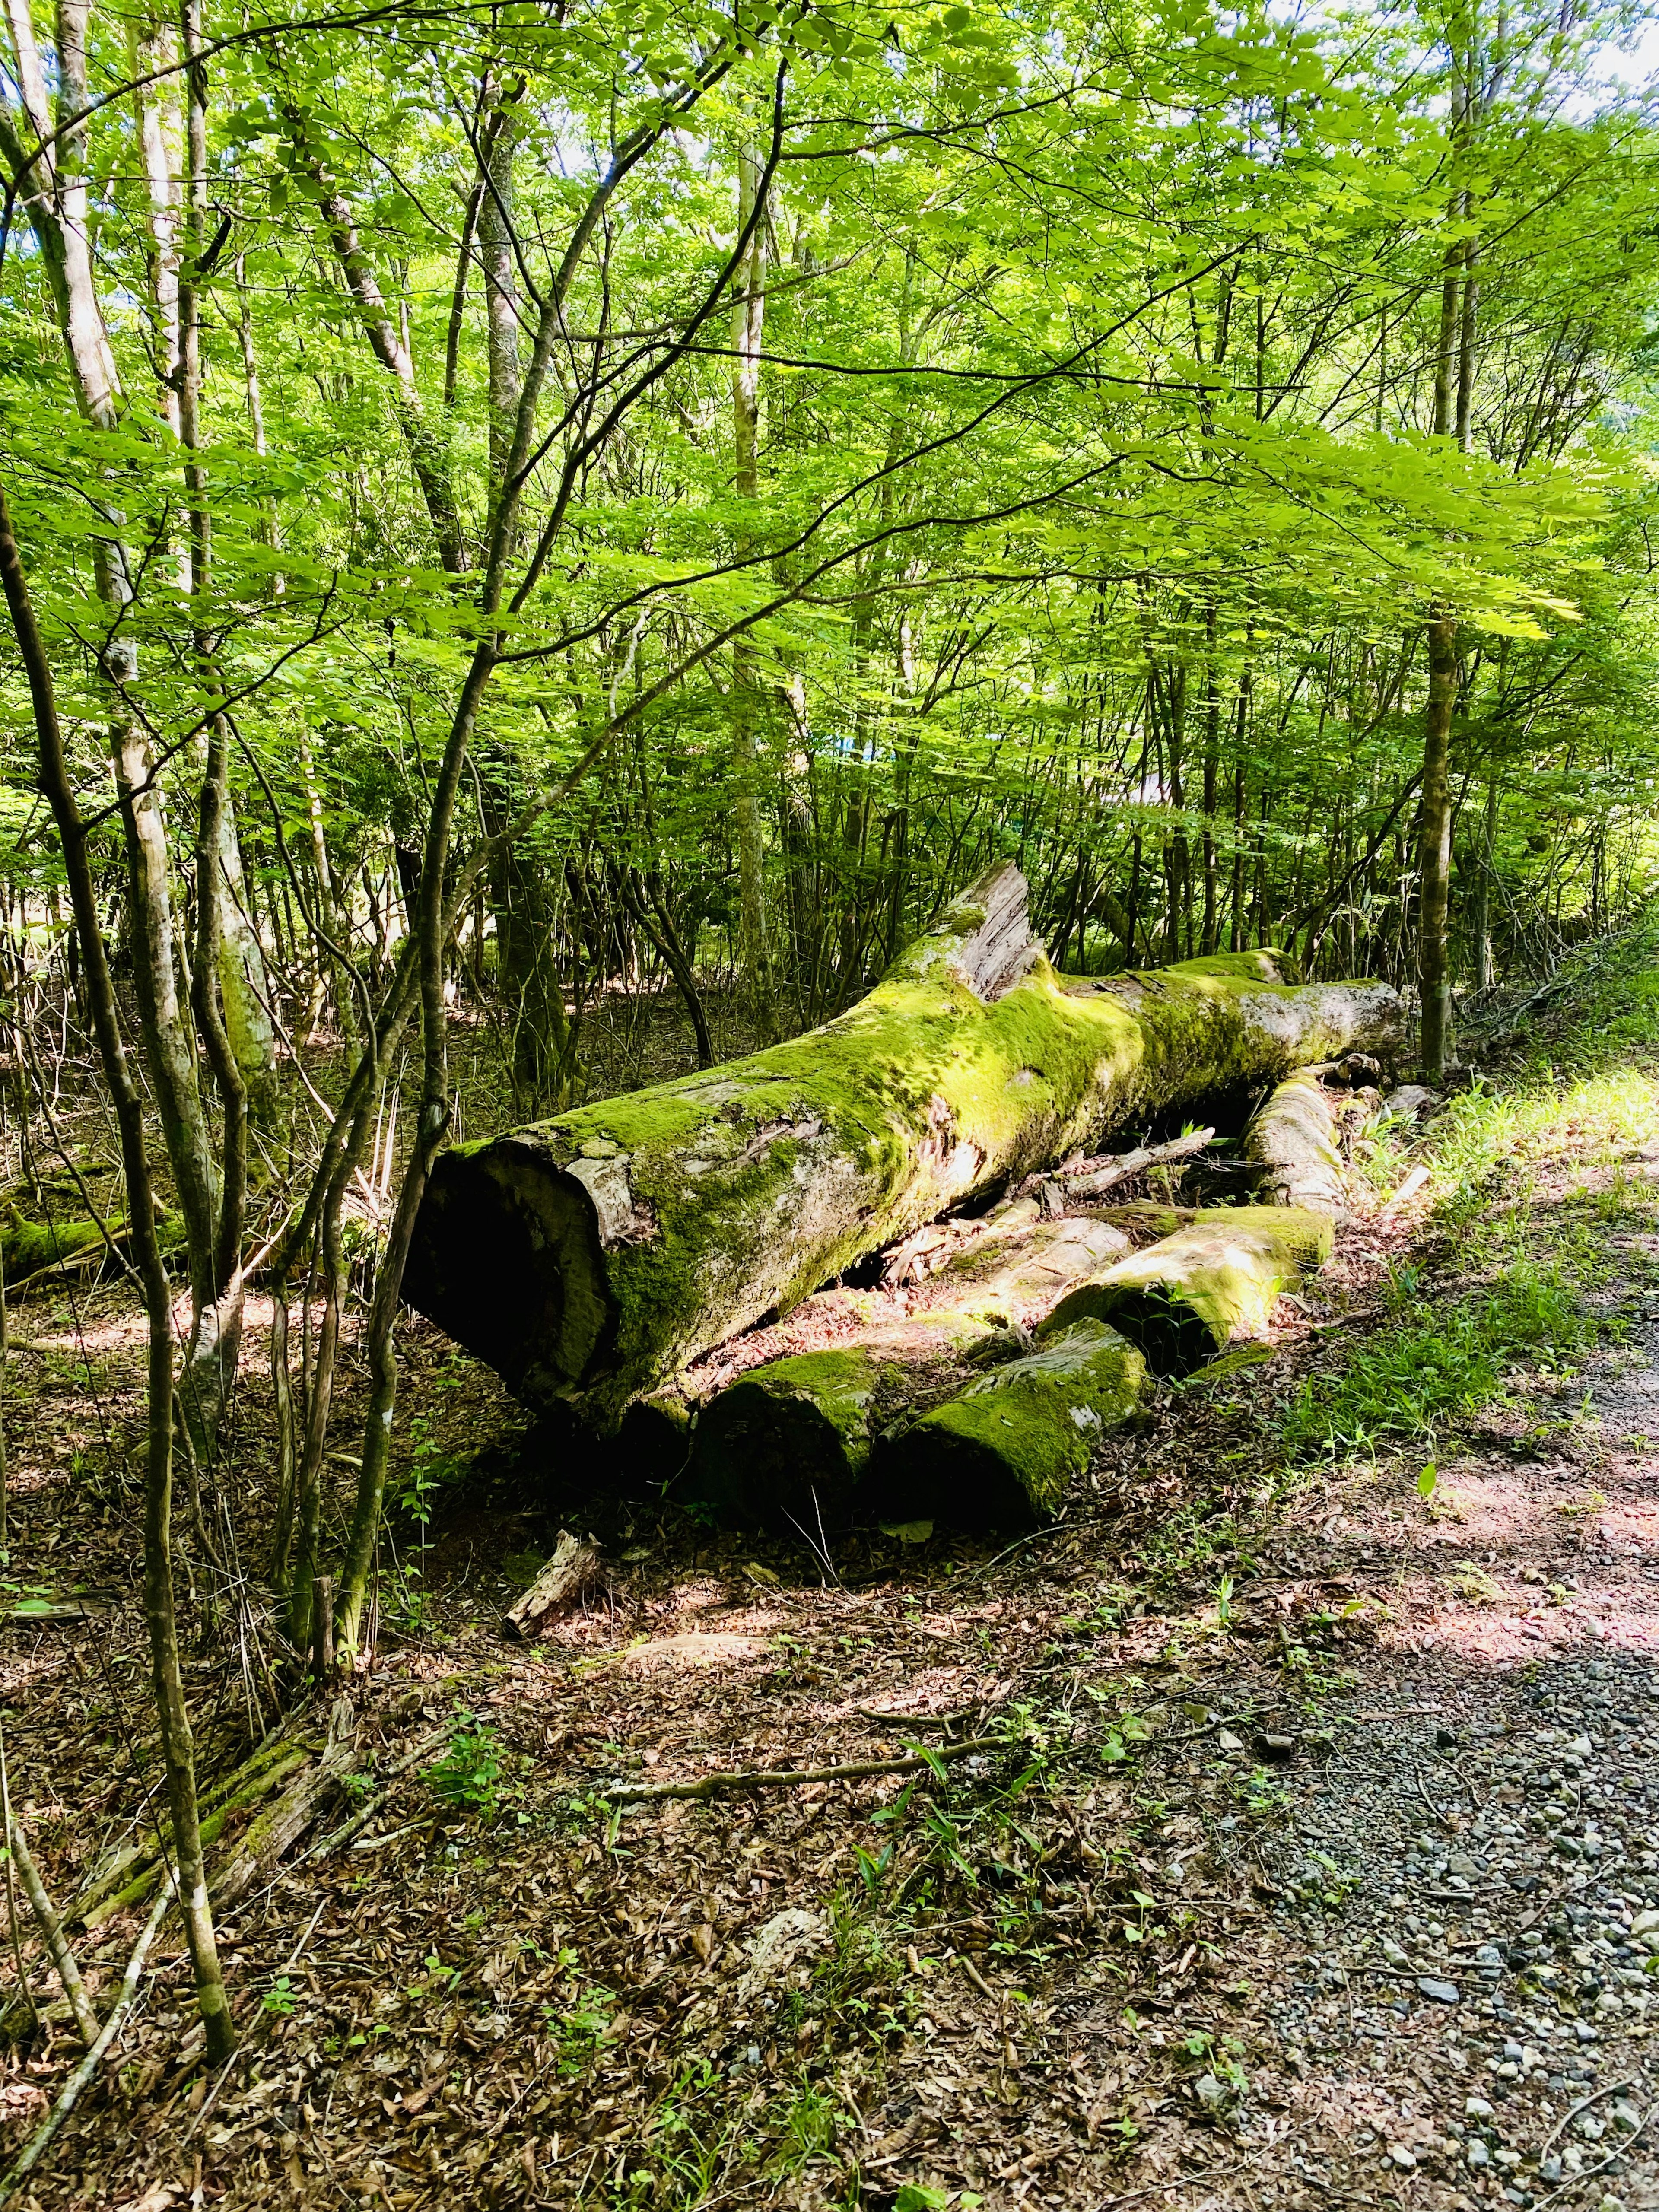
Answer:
685;1213;1131;1528
210;1698;360;1906
867;1319;1149;1530
1014;1125;1214;1202
405;862;1401;1429
76;1702;356;1929
501;1529;601;1640
1036;1205;1334;1376
1243;1071;1347;1214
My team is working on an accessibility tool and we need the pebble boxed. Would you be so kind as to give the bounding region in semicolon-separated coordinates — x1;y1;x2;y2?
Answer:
1419;1977;1461;2004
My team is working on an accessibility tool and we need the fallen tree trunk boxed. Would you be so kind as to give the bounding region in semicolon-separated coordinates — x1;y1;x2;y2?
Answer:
405;862;1401;1429
684;1210;1131;1528
1243;1070;1348;1214
1036;1205;1334;1376
866;1319;1148;1529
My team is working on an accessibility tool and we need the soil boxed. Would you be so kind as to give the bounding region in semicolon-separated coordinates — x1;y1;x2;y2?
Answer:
0;1003;1656;2212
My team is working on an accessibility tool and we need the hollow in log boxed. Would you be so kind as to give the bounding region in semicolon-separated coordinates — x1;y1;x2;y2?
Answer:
405;863;1399;1429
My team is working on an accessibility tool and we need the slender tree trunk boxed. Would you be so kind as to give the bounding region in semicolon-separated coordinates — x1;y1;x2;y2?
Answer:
0;479;234;2061
729;147;778;1043
1418;618;1458;1078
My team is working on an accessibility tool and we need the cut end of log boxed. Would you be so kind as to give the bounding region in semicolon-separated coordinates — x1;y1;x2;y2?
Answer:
404;1139;614;1404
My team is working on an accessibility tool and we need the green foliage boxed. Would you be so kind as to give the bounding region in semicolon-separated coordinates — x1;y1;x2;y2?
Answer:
426;1720;505;1819
1282;1257;1594;1459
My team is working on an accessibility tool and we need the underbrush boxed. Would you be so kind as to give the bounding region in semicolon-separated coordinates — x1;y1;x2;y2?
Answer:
1281;1252;1601;1462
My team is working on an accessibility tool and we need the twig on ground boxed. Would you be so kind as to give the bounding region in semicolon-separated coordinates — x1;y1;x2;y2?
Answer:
0;1881;171;2200
603;1732;1010;1806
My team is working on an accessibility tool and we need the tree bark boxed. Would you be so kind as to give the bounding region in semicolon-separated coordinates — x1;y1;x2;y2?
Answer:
1243;1071;1348;1215
406;862;1401;1428
1036;1205;1334;1377
684;1206;1131;1528
1418;617;1458;1080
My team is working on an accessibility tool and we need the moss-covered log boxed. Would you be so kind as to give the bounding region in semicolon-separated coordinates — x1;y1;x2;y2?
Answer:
1243;1071;1347;1214
405;862;1399;1429
1036;1205;1334;1376
684;1210;1131;1527
865;1319;1148;1529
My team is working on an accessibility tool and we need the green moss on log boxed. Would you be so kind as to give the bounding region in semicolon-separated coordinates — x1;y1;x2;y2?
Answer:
866;1320;1147;1529
1037;1206;1334;1376
686;1347;889;1528
406;863;1398;1429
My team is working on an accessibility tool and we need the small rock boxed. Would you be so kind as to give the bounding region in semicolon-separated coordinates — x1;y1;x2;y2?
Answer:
1217;1729;1244;1752
1256;1733;1297;1760
1467;2139;1490;2168
1578;2114;1605;2142
1466;2097;1494;2119
1194;2071;1227;2110
1386;2144;1417;2170
1420;1977;1461;2004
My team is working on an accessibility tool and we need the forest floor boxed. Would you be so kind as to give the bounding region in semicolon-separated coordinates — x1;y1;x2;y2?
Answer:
5;956;1659;2211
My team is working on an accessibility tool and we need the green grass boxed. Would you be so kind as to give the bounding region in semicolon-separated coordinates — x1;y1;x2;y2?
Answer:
1281;1255;1596;1461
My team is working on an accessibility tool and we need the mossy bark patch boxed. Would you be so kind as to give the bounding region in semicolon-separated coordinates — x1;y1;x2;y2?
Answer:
1244;1071;1348;1214
1037;1205;1334;1376
405;860;1398;1429
683;1211;1131;1526
686;1347;887;1529
867;1320;1147;1529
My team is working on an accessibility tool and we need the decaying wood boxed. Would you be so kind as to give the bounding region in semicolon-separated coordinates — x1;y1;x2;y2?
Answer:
406;862;1400;1428
684;1209;1131;1529
871;1318;1150;1529
5;1818;98;2044
1243;1071;1347;1214
1037;1206;1335;1377
501;1529;602;1639
1013;1125;1215;1202
77;1699;358;1927
208;1699;361;1907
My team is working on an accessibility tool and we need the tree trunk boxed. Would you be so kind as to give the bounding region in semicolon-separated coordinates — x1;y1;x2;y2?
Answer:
729;147;778;1043
1418;617;1458;1079
406;863;1401;1428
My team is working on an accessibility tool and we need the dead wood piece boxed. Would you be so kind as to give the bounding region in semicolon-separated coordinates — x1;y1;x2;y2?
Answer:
603;1731;1009;1807
502;1529;603;1639
684;1214;1131;1528
1037;1206;1335;1378
405;862;1400;1430
868;1319;1150;1530
1243;1071;1347;1215
1014;1125;1215;1202
77;1699;358;1928
210;1699;362;1907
